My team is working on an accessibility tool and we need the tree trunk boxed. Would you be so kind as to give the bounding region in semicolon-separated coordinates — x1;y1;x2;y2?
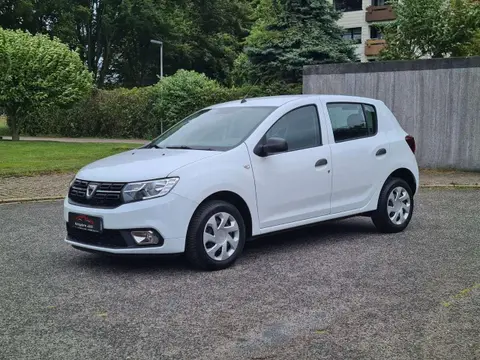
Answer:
97;42;111;88
9;114;19;141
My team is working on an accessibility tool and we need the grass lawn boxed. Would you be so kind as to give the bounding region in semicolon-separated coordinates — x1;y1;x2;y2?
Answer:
0;115;9;136
0;141;137;177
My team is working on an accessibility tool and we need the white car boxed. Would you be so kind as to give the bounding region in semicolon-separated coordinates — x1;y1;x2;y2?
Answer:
64;95;419;270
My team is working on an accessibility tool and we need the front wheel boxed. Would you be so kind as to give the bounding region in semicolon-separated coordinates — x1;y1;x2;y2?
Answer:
185;200;246;271
372;178;414;233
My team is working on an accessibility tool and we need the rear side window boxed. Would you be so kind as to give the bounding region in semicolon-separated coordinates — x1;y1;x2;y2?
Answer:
326;103;378;142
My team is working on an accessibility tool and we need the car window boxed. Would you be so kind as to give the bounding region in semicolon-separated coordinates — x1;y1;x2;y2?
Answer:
326;103;377;142
149;106;277;151
363;104;377;134
265;105;321;152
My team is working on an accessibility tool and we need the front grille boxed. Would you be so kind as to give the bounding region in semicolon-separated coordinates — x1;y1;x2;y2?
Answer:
67;224;129;248
69;179;125;208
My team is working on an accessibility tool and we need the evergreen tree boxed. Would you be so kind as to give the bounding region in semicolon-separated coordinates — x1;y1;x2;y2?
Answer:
244;0;357;84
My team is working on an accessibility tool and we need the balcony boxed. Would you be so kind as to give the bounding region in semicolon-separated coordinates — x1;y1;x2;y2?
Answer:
364;39;386;57
365;5;396;22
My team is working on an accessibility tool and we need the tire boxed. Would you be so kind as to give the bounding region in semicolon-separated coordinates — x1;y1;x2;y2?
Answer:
185;200;246;271
372;177;414;233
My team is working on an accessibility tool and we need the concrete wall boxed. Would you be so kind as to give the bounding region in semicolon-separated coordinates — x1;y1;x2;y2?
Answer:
303;57;480;170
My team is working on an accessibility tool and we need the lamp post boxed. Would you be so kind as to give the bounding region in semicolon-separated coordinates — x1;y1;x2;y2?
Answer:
150;39;163;79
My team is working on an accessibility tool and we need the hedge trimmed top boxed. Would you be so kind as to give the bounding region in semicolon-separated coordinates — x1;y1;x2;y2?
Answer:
20;70;301;140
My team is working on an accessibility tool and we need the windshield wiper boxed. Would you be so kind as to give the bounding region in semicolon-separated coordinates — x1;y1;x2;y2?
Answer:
166;145;193;150
166;146;217;151
146;144;164;149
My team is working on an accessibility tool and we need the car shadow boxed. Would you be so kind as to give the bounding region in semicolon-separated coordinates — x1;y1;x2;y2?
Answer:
68;217;377;273
244;217;378;254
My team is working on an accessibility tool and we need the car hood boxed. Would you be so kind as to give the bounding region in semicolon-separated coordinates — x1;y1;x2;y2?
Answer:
75;148;221;182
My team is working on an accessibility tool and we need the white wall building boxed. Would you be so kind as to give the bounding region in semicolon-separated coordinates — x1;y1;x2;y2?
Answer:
328;0;395;62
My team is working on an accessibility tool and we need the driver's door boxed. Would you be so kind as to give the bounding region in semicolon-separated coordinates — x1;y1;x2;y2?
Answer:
248;104;332;230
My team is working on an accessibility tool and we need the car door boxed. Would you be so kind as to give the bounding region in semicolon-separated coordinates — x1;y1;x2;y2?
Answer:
248;104;332;229
323;101;390;214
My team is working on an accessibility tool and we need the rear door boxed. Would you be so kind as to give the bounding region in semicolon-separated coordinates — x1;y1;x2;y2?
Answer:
322;101;390;214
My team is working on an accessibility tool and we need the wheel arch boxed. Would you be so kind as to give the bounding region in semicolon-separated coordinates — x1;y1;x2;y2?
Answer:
191;191;253;238
386;168;417;195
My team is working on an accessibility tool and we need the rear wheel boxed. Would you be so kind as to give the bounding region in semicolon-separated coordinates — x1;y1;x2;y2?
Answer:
185;200;246;270
372;178;414;233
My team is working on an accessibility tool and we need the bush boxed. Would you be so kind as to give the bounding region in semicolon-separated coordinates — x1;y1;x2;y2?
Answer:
24;87;155;138
20;70;302;139
149;70;226;133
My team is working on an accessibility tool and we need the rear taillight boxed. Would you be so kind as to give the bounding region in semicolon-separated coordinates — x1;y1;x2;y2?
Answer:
405;135;416;154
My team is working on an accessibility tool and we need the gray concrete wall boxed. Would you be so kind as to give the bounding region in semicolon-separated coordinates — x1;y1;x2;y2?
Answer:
303;57;480;171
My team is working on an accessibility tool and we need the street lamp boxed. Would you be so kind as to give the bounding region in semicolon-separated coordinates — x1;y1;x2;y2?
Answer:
150;39;163;79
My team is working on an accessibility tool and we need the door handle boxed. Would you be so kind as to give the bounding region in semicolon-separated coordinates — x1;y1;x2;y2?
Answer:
315;158;328;167
376;148;387;156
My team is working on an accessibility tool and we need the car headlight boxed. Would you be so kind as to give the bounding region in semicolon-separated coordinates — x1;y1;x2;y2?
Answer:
122;177;179;203
67;175;76;196
69;175;76;188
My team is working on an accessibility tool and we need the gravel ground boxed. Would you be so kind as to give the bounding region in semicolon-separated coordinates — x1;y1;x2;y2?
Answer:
421;169;480;186
0;190;479;360
0;173;72;201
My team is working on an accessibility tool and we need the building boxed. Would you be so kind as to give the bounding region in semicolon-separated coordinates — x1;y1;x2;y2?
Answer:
328;0;396;62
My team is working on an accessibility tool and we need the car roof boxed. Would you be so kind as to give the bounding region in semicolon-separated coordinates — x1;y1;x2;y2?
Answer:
209;94;381;108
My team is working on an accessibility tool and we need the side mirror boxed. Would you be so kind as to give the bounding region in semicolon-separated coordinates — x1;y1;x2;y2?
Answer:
254;137;288;157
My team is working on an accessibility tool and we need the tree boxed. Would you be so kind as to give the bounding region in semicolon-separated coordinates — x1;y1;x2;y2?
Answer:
0;0;253;87
0;28;92;140
244;0;357;84
379;0;480;60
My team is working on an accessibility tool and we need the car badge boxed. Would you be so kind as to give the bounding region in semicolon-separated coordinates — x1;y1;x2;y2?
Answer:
86;183;99;199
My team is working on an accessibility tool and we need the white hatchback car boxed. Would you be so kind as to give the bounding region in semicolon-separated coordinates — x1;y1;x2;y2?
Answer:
65;95;419;270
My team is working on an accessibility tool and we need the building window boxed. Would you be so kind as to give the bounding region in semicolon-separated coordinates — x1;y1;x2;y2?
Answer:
334;0;363;12
342;27;362;44
372;0;386;6
370;26;383;39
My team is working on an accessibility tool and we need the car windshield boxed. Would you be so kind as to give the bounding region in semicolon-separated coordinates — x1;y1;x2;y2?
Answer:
147;106;277;151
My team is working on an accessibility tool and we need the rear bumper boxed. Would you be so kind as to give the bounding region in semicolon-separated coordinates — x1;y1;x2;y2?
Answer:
63;192;198;254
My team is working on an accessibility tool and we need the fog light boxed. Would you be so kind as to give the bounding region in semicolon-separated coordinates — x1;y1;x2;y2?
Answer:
131;230;160;246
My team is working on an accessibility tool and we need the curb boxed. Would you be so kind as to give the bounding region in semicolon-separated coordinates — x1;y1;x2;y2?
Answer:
1;184;479;204
421;184;480;189
0;196;64;204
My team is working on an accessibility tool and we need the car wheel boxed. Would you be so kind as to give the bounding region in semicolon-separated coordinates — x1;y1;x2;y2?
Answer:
185;200;246;271
372;177;414;233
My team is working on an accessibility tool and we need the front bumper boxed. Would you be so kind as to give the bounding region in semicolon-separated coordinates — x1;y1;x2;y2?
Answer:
63;192;198;254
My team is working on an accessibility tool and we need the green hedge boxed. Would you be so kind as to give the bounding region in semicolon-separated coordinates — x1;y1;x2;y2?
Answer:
18;70;302;139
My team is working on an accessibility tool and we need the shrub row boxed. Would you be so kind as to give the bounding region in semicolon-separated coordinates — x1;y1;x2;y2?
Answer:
19;70;302;139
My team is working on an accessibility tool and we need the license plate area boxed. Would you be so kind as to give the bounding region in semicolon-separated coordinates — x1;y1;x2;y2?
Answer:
68;213;103;233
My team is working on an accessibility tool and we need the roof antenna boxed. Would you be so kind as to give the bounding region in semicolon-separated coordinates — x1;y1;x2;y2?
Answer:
240;77;260;103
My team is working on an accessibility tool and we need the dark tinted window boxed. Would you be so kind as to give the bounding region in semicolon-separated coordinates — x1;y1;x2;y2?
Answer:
370;25;383;39
266;105;321;152
334;0;363;12
363;104;377;133
327;103;377;142
343;27;362;44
